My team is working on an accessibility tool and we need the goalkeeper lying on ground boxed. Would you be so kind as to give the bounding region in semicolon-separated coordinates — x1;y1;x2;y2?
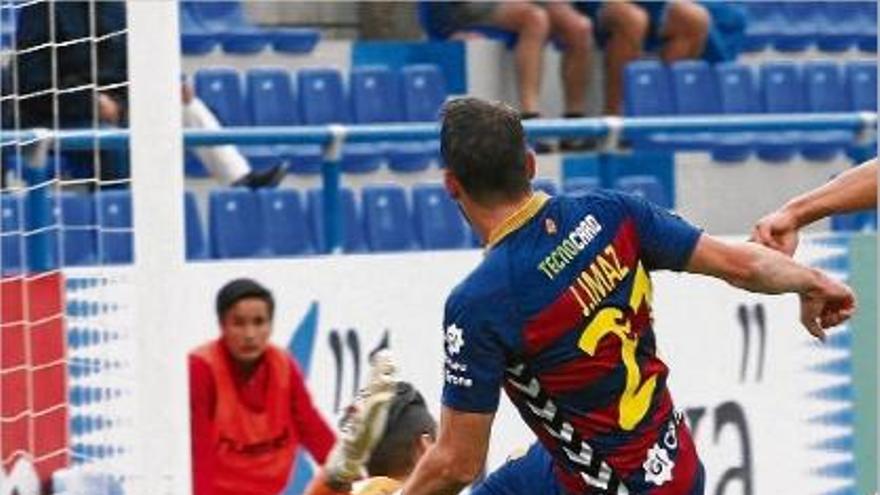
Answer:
306;351;563;495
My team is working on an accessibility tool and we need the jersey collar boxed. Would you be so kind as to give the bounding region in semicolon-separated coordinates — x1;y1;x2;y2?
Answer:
486;192;550;250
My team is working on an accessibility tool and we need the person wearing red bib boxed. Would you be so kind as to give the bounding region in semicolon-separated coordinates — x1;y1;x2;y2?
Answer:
189;278;335;495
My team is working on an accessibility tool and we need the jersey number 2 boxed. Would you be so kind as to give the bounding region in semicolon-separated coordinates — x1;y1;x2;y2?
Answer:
577;262;657;431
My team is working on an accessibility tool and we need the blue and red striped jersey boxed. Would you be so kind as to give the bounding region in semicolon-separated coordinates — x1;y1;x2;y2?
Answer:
441;190;703;494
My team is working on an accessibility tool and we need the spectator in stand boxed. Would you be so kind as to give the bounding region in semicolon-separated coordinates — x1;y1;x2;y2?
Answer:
14;1;284;187
189;278;335;495
420;1;594;150
577;0;711;114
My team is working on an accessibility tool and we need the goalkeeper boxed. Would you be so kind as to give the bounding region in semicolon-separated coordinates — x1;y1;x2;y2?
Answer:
305;351;437;495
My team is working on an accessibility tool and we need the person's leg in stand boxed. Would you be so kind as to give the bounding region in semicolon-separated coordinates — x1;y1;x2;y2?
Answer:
598;1;650;115
181;84;285;189
658;0;711;61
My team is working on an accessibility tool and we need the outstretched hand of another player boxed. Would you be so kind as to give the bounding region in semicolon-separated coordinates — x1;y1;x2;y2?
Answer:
799;272;856;342
325;350;399;489
751;209;800;257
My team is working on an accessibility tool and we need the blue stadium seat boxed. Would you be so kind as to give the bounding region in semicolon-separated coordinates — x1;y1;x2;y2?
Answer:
185;192;207;260
187;1;270;54
671;60;720;115
412;184;466;250
624;61;679;151
257;189;314;256
613;176;670;209
194;67;248;126
350;66;433;173
196;67;280;171
831;211;877;232
713;63;759;162
179;2;218;55
847;61;877;112
362;185;414;252
97;190;133;264
773;2;818;52
563;177;600;195
639;61;720;152
532;179;558;196
246;67;297;126
804;62;847;112
350;66;402;124
624;61;675;116
269;28;320;54
401;65;448;122
816;2;862;52
755;62;803;162
740;2;783;52
245;68;318;175
307;188;365;253
209;188;263;259
60;192;97;266
298;68;383;174
1;195;22;275
856;1;877;52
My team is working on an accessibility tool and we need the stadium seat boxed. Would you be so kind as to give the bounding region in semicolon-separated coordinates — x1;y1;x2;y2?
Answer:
257;189;314;256
831;211;876;232
298;68;383;174
712;62;760;162
624;61;675;117
185;192;207;260
245;68;319;175
624;61;680;151
801;62;853;161
307;188;365;253
816;2;862;52
846;61;877;112
755;62;803;162
179;2;218;55
412;184;466;250
1;194;22;275
362;185;414;252
532;179;558;196
400;65;448;122
772;2;818;52
60;192;97;266
350;66;433;173
856;1;877;52
350;66;402;124
195;67;283;171
671;60;721;115
186;1;270;54
804;62;847;113
740;2;782;52
97;190;133;264
613;175;670;209
194;67;248;126
208;188;264;259
563;177;600;195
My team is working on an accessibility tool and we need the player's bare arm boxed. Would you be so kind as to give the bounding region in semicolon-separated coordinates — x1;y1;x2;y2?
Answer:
398;407;493;495
752;158;878;255
686;234;856;340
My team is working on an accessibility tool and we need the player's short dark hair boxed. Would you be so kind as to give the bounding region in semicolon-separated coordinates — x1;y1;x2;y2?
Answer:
440;97;530;205
215;278;275;321
366;382;437;478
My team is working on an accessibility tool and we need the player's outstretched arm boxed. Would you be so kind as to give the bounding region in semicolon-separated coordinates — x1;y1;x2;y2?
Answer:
752;158;878;255
398;407;493;495
686;234;856;340
305;351;399;495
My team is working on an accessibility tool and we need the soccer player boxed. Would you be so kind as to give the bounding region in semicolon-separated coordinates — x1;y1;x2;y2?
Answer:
189;279;335;495
396;97;855;494
303;351;437;495
752;158;878;256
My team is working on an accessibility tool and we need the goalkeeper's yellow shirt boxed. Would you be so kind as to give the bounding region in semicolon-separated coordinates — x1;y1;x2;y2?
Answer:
305;475;402;495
